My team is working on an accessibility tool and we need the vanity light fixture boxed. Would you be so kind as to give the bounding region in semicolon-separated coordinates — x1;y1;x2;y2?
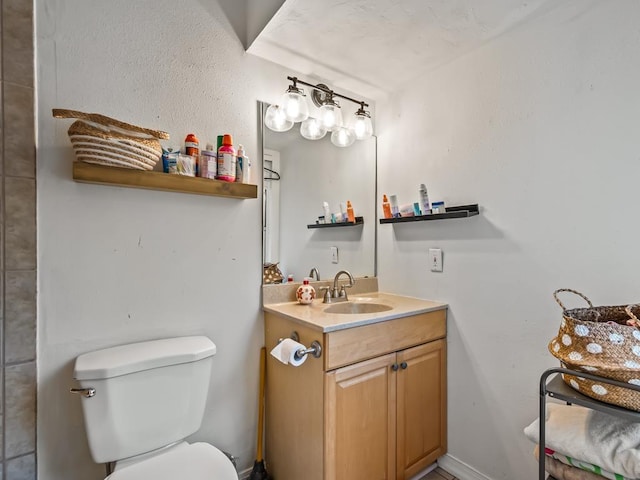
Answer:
265;76;373;147
264;104;294;132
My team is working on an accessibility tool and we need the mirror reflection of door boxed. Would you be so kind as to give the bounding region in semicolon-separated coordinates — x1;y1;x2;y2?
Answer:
263;149;281;264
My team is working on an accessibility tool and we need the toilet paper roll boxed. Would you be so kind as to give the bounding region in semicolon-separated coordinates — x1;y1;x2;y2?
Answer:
270;338;308;367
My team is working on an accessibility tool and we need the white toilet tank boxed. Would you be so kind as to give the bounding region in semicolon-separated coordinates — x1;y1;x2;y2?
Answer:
73;336;217;464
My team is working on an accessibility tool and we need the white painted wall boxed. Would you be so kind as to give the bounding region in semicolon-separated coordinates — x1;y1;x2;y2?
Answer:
35;1;301;479
37;1;640;479
377;1;640;479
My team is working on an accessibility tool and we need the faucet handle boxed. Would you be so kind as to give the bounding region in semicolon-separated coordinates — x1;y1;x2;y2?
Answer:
339;285;351;300
319;286;332;303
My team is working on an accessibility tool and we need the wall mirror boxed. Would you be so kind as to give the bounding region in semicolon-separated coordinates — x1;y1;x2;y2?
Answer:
259;101;377;284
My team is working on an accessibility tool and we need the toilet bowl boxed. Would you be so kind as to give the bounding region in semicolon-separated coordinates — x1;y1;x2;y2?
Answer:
106;442;236;479
71;336;237;480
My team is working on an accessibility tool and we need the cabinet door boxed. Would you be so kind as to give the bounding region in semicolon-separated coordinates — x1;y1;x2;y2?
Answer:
396;339;447;479
325;352;397;480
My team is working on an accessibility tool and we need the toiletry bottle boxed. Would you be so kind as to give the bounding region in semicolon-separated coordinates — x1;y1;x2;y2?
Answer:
382;195;392;219
339;203;347;223
419;183;430;215
346;200;355;223
242;150;251;184
216;135;223;177
216;134;236;182
185;133;200;176
202;143;217;179
390;195;400;218
323;202;331;222
236;144;244;183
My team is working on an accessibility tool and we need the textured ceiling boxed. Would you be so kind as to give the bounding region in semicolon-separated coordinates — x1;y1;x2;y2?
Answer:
247;0;559;99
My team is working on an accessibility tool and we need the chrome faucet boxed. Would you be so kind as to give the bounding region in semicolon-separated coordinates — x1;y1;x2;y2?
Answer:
321;270;355;303
308;267;320;281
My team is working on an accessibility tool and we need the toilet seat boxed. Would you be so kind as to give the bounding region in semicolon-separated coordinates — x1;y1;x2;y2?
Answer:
106;442;237;480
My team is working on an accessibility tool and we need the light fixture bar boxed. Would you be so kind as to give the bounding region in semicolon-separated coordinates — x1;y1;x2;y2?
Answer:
287;76;369;108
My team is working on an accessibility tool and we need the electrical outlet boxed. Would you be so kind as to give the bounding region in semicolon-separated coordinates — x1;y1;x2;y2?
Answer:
429;248;443;272
331;246;339;264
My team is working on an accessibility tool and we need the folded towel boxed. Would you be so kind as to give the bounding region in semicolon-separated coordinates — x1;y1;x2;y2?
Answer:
534;446;611;480
534;446;635;480
524;403;640;478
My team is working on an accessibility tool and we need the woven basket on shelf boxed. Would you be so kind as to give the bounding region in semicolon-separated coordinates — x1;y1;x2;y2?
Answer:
549;288;640;410
53;109;169;170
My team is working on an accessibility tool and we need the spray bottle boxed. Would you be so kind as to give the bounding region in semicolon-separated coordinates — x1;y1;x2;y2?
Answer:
346;200;355;223
382;195;392;219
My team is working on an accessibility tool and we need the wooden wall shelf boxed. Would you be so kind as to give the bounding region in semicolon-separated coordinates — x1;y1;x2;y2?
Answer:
379;204;479;224
72;162;258;199
307;217;364;229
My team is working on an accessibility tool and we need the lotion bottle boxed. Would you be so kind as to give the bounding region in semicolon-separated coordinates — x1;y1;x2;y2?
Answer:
419;184;430;215
242;150;251;184
323;202;331;222
235;144;244;183
390;195;400;218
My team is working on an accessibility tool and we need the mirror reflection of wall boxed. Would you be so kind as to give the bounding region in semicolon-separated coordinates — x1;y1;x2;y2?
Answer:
261;102;376;283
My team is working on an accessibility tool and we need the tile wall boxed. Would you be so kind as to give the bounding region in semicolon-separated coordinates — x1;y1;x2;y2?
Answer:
1;0;37;479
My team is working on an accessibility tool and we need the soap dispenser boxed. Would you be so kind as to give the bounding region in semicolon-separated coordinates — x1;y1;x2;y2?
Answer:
296;278;316;305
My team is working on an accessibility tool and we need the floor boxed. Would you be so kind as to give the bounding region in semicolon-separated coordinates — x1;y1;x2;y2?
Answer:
419;467;459;480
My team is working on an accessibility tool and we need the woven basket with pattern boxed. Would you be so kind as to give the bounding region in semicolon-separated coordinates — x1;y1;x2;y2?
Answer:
549;288;640;410
53;109;169;170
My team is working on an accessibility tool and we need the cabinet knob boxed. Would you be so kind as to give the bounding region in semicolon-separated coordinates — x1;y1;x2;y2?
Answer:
400;362;408;370
391;363;399;371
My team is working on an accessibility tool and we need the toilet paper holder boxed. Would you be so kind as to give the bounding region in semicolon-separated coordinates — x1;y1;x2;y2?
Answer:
278;331;322;360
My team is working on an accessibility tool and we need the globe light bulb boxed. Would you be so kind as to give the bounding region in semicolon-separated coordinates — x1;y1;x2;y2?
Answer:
300;117;327;140
264;104;293;132
319;100;343;132
350;111;373;140
281;87;309;123
331;126;355;147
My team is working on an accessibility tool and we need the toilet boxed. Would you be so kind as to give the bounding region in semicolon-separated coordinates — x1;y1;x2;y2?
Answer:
72;336;238;479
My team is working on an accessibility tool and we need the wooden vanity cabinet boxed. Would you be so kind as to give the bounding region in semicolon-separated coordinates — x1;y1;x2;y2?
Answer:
264;309;447;480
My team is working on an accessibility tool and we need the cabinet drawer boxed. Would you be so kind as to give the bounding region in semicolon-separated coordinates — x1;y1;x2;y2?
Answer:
323;310;446;371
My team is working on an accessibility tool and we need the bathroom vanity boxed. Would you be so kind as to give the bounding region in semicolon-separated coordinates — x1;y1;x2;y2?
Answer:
263;285;447;480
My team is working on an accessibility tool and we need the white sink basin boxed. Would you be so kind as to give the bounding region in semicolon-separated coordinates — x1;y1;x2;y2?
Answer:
324;302;393;314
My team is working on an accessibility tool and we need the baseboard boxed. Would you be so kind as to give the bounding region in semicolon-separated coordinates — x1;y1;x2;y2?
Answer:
409;462;438;480
238;466;251;480
438;454;493;480
239;455;488;480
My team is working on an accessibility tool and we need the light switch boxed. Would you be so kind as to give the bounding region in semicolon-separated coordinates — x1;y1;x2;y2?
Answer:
331;246;339;264
429;248;443;272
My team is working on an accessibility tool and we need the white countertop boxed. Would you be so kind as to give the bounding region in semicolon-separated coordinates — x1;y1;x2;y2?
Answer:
263;292;447;332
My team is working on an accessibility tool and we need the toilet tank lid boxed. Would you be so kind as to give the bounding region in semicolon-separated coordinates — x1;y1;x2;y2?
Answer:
74;336;216;380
